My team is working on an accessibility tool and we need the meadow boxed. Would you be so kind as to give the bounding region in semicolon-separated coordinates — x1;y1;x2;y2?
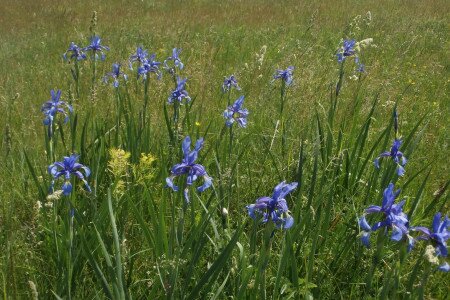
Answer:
0;0;449;298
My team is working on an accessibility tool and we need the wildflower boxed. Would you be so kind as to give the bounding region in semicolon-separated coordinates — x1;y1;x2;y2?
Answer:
164;48;184;72
168;77;191;104
133;153;157;185
108;148;131;178
166;136;212;203
137;53;162;80
83;35;110;60
354;57;365;73
63;42;86;61
246;181;297;229
48;154;91;196
336;39;356;63
108;148;131;197
273;66;294;86
47;190;63;201
222;75;241;92
374;139;407;176
412;212;449;271
103;63;128;87
358;183;412;249
129;46;149;69
355;38;374;51
222;207;229;218
41;89;73;126
223;95;249;128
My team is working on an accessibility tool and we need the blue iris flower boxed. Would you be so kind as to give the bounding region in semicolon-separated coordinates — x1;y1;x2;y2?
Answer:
374;139;408;176
336;39;356;63
166;136;212;203
48;154;91;196
137;53;162;80
222;75;241;93
354;57;365;73
164;48;184;72
41;89;73;129
168;77;191;104
63;42;86;61
129;46;149;69
358;183;413;250
83;35;110;61
103;63;128;88
223;96;249;128
246;181;298;229
273;66;294;86
412;213;449;272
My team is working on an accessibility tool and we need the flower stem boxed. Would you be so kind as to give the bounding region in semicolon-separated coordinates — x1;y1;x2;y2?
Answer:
74;61;80;99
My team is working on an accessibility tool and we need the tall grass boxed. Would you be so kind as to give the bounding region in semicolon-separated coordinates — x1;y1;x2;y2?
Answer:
0;1;448;299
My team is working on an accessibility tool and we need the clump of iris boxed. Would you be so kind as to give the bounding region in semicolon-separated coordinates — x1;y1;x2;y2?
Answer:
83;35;110;61
63;42;86;61
168;77;191;104
166;136;212;202
222;74;241;93
246;181;297;230
272;66;294;86
164;48;184;73
223;95;249;128
412;213;450;272
358;183;413;250
374;139;407;176
41;89;73;133
103;63;128;88
48;154;91;196
336;39;365;73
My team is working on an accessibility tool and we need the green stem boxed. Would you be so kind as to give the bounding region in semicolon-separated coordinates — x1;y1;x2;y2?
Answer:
280;81;287;158
115;88;121;146
255;223;273;300
365;230;386;294
74;61;80;99
67;195;75;300
143;75;150;128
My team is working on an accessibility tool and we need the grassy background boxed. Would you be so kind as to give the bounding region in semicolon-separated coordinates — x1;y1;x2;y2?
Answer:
0;0;448;298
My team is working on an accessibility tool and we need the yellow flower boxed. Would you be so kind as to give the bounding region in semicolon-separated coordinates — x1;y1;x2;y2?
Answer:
133;153;157;185
108;148;131;178
108;148;131;196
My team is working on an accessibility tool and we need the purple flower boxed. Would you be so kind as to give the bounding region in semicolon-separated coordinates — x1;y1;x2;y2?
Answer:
83;35;110;61
48;154;91;195
164;48;184;72
63;42;86;61
137;53;162;80
103;63;128;88
374;139;408;176
354;56;365;73
358;183;412;249
168;77;191;104
41;89;73;127
246;181;297;229
438;262;450;272
336;39;356;63
222;75;241;92
412;213;449;257
223;96;249;128
129;46;149;69
166;136;212;202
412;213;450;272
273;66;294;86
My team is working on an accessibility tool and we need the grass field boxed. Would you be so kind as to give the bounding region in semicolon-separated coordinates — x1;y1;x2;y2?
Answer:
0;0;449;298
